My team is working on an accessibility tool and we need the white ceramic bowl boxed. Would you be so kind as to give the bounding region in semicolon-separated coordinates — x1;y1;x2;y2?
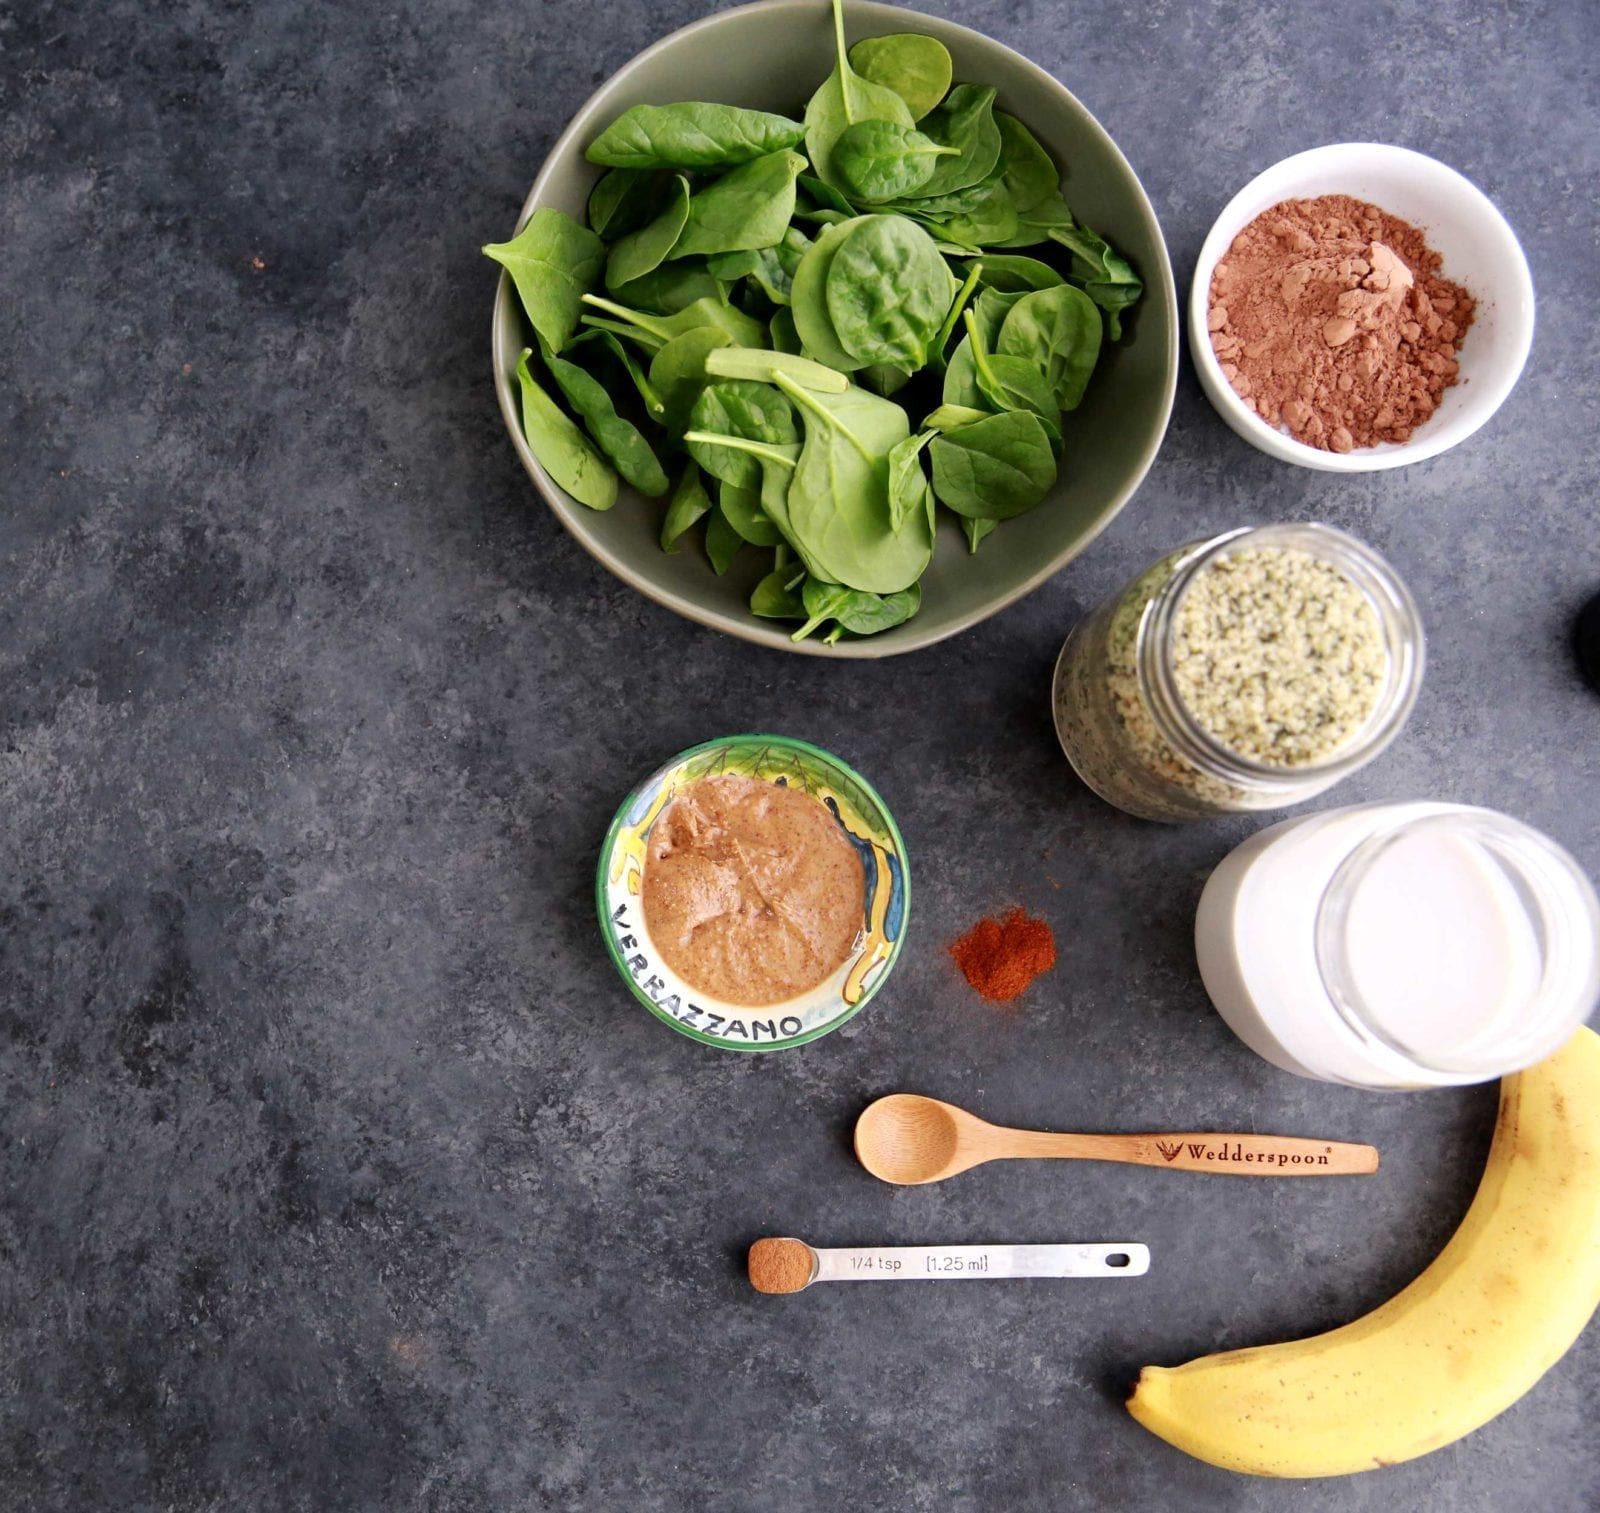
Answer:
1188;143;1535;472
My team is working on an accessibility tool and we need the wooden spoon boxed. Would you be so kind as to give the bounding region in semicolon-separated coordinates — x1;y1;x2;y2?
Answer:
854;1094;1379;1185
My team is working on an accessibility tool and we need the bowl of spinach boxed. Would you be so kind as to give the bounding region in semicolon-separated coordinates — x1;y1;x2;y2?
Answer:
488;0;1177;656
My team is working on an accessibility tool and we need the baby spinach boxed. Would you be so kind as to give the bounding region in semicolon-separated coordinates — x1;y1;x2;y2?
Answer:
916;85;1002;198
484;208;604;353
921;402;989;432
604;174;690;290
704;502;746;575
586;102;806;170
942;335;981;409
773;374;931;595
832;121;958;203
964;254;1064;292
673;149;807;258
686;380;798;490
539;340;671;497
792;577;921;643
610;260;722;316
992;192;1074;249
574;329;667;421
962;309;1060;436
790;216;871;372
804;0;916;189
1049;223;1143;338
823;214;952;369
514;348;618;510
847;33;952;121
769;307;802;354
885;430;935;530
750;562;807;619
931;259;983;364
706;225;810;305
994;113;1057;212
930;410;1056;519
648;327;735;437
587;168;670;240
997;283;1103;410
661;461;713;552
704;346;849;393
963;517;998;554
797;173;855;216
582;292;763;349
717;478;784;546
918;180;1019;250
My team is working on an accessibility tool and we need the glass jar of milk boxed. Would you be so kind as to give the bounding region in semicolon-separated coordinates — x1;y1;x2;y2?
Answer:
1196;802;1600;1088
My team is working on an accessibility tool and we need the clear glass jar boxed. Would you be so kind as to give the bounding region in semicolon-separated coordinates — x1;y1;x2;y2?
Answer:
1051;523;1424;820
1196;802;1600;1088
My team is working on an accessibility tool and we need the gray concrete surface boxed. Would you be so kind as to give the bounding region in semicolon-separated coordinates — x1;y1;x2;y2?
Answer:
3;0;1597;1508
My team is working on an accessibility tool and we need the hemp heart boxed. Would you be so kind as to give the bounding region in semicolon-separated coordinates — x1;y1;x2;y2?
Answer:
1208;194;1475;452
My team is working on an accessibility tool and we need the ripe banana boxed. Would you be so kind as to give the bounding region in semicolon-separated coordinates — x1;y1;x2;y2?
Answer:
1127;1026;1600;1477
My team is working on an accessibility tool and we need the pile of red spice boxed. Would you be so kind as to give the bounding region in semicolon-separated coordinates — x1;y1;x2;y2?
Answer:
950;908;1057;1003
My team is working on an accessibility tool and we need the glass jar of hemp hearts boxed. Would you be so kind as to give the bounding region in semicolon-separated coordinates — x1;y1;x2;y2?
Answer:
1051;524;1424;821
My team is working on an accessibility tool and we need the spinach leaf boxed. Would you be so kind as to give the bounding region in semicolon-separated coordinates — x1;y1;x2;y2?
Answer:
484;208;604;354
997;283;1103;410
704;346;849;392
885;430;935;530
769;308;802;354
539;339;671;497
847;33;952;121
792;577;921;642
921;402;989;431
648;327;735;436
717;477;784;546
930;259;983;365
705;226;810;305
604;174;690;290
942;334;982;409
918;179;1019;249
750;562;807;619
586;102;806;170
686;380;797;490
988;191;1074;249
963;517;999;554
832;121;958;203
704;503;746;575
1048;223;1143;338
513;347;618;510
660;461;713;552
803;0;916;189
964;254;1064;292
930;410;1057;519
962;309;1060;436
574;328;667;421
859;362;912;397
916;85;1002;198
582;292;764;349
823;214;952;369
797;173;856;216
994;112;1057;212
610;261;722;315
773;374;932;595
672;149;807;258
587;168;671;240
789;216;871;372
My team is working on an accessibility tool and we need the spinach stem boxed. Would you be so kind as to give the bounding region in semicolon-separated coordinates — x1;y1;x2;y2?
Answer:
771;372;875;466
681;432;797;469
963;306;1000;389
831;0;853;124
933;261;982;365
580;293;670;343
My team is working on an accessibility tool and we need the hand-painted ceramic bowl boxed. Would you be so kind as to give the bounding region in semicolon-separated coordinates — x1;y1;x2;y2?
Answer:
490;0;1177;658
597;735;909;1050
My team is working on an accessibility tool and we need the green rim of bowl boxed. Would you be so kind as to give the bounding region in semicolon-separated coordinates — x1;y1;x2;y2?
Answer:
595;734;910;1050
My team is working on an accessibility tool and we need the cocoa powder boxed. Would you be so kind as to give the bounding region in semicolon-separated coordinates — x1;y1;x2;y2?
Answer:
1207;195;1475;452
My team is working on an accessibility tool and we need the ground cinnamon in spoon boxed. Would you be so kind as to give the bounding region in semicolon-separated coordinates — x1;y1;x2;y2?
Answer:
748;1238;815;1295
1208;195;1475;452
950;908;1057;1002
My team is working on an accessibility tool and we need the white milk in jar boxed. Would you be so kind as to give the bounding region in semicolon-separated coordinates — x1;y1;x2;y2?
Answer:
1195;802;1600;1088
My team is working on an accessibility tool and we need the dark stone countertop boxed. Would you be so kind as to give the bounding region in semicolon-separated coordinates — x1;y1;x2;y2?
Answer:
4;1;1598;1508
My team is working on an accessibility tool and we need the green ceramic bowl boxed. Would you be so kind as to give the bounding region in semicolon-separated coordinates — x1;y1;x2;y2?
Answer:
597;735;908;1050
491;0;1178;657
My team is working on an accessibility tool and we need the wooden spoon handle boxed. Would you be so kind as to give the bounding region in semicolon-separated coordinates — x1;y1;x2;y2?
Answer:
998;1130;1378;1175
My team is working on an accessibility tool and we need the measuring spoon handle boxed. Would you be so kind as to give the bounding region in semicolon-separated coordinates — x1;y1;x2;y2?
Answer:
997;1130;1378;1175
813;1243;1149;1281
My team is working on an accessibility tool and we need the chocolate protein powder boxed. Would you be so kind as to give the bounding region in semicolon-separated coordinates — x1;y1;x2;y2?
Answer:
1208;195;1475;452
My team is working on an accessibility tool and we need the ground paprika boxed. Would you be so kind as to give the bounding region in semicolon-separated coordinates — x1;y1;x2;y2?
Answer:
950;908;1057;1002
